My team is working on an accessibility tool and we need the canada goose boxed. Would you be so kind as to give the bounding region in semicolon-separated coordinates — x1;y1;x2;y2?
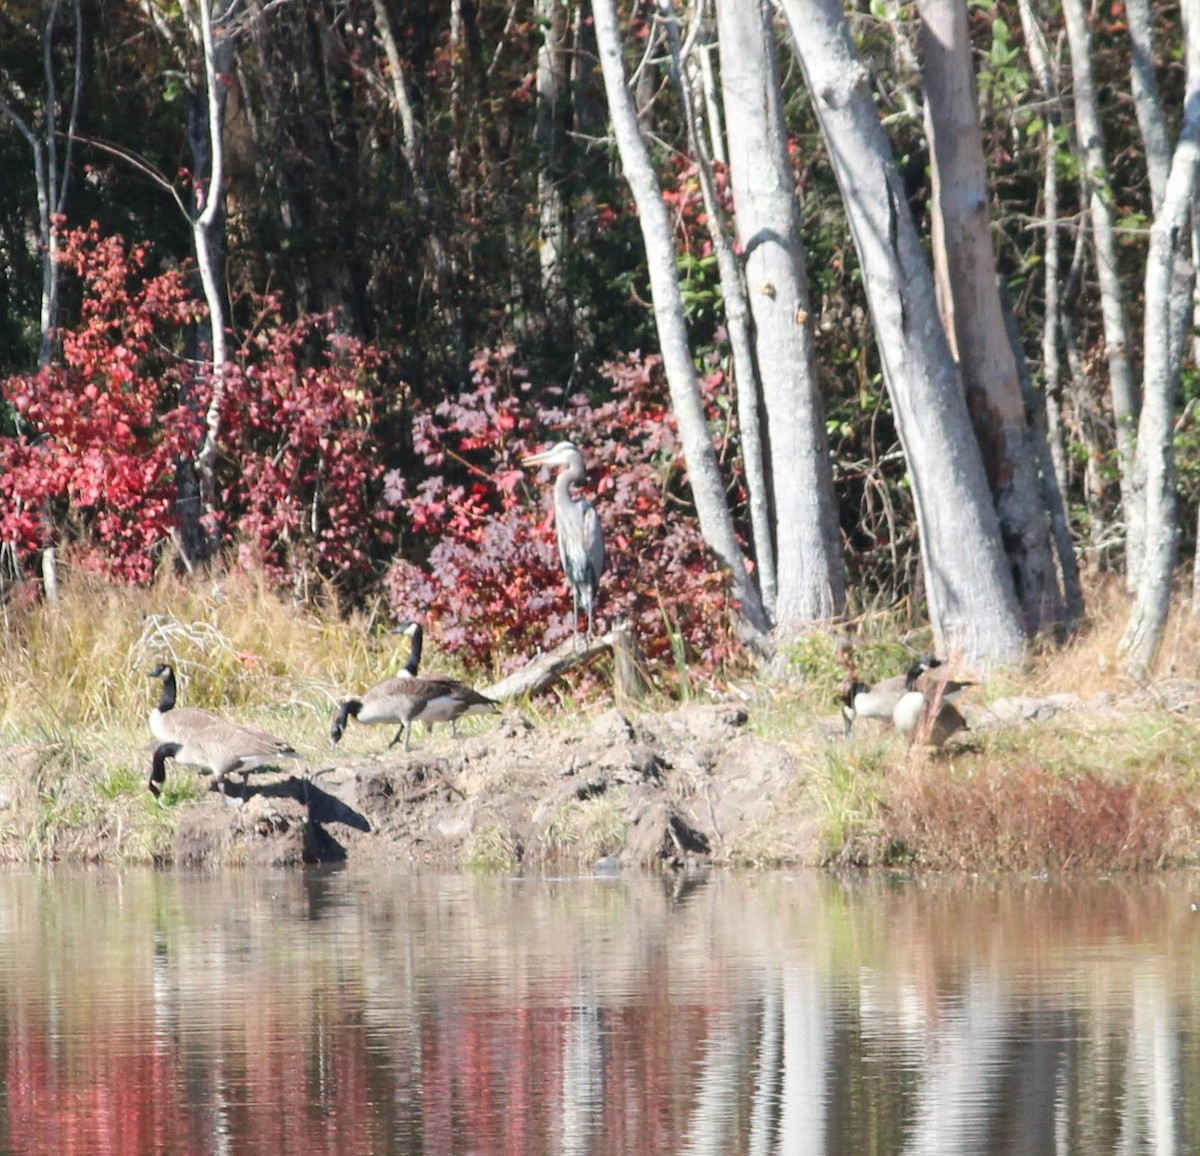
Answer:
523;440;606;645
147;663;301;798
329;621;498;751
841;657;973;735
891;658;969;748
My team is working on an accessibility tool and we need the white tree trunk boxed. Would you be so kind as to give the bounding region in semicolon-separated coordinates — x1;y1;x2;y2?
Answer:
658;0;779;618
918;0;1062;633
591;0;768;633
1120;0;1200;675
716;0;845;626
1061;0;1140;574
193;0;236;558
777;0;1026;667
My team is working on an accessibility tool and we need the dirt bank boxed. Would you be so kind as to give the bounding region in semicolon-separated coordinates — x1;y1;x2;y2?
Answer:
169;703;818;871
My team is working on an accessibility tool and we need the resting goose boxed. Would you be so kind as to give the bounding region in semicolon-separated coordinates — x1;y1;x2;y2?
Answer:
330;620;498;751
891;658;969;748
842;656;973;735
147;663;301;798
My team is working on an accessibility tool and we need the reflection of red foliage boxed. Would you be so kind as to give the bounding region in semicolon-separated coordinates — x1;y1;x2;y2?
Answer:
1;964;733;1154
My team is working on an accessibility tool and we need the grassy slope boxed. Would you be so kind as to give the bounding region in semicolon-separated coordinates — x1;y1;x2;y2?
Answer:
2;570;1199;870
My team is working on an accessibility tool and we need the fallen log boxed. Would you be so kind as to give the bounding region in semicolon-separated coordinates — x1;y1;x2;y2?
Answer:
483;633;614;701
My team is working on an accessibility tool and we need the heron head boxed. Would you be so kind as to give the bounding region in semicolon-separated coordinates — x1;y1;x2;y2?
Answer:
523;440;582;470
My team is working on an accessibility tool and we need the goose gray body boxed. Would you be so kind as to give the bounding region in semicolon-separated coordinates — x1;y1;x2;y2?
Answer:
891;659;969;748
330;620;498;751
147;663;301;797
523;440;606;644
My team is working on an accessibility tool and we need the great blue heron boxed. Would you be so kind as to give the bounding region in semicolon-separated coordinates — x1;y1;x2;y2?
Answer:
523;440;606;644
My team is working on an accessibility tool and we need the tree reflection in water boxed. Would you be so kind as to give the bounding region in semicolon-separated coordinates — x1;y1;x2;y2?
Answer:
0;871;1194;1154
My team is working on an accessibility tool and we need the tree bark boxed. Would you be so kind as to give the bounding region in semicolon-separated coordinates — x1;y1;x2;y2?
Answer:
1120;0;1200;675
591;0;769;634
658;0;779;619
715;0;844;625
1061;0;1139;574
535;0;571;325
777;0;1026;667
917;0;1062;633
191;0;238;563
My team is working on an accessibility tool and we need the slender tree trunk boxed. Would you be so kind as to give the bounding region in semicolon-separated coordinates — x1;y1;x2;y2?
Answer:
777;0;1026;667
658;0;779;619
535;0;571;326
1061;0;1139;574
591;0;769;633
1120;1;1200;675
193;0;236;560
918;0;1062;633
715;0;844;625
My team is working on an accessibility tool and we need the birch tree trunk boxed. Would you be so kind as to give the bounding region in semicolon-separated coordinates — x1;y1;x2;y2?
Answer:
918;0;1062;633
592;0;769;633
1120;0;1200;675
0;0;82;602
1061;0;1140;573
716;0;845;626
192;0;237;562
777;0;1026;667
657;0;779;618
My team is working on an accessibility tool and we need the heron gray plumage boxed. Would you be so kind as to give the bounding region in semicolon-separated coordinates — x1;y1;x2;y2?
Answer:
523;440;606;645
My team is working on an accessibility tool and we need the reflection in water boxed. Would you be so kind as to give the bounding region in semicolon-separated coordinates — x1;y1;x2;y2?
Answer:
0;870;1196;1154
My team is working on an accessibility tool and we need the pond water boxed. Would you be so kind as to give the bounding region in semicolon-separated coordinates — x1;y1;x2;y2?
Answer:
0;868;1197;1154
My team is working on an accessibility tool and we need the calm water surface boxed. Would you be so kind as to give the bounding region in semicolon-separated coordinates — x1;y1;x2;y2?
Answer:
0;868;1197;1154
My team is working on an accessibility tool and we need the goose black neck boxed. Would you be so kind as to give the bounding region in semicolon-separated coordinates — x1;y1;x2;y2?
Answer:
904;664;924;692
157;669;177;712
404;623;424;676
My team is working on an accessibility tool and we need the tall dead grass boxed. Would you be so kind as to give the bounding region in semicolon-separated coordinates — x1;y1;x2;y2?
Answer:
0;568;421;743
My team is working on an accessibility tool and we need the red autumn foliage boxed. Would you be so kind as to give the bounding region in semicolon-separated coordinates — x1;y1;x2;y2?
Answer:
0;224;200;582
0;225;393;588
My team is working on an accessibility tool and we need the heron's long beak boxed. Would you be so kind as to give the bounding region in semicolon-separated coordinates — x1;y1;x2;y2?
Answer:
522;449;551;466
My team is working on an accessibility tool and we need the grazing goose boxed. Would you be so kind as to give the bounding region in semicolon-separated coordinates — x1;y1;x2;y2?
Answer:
842;657;973;735
330;621;498;751
147;663;301;799
523;440;606;645
891;658;969;748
